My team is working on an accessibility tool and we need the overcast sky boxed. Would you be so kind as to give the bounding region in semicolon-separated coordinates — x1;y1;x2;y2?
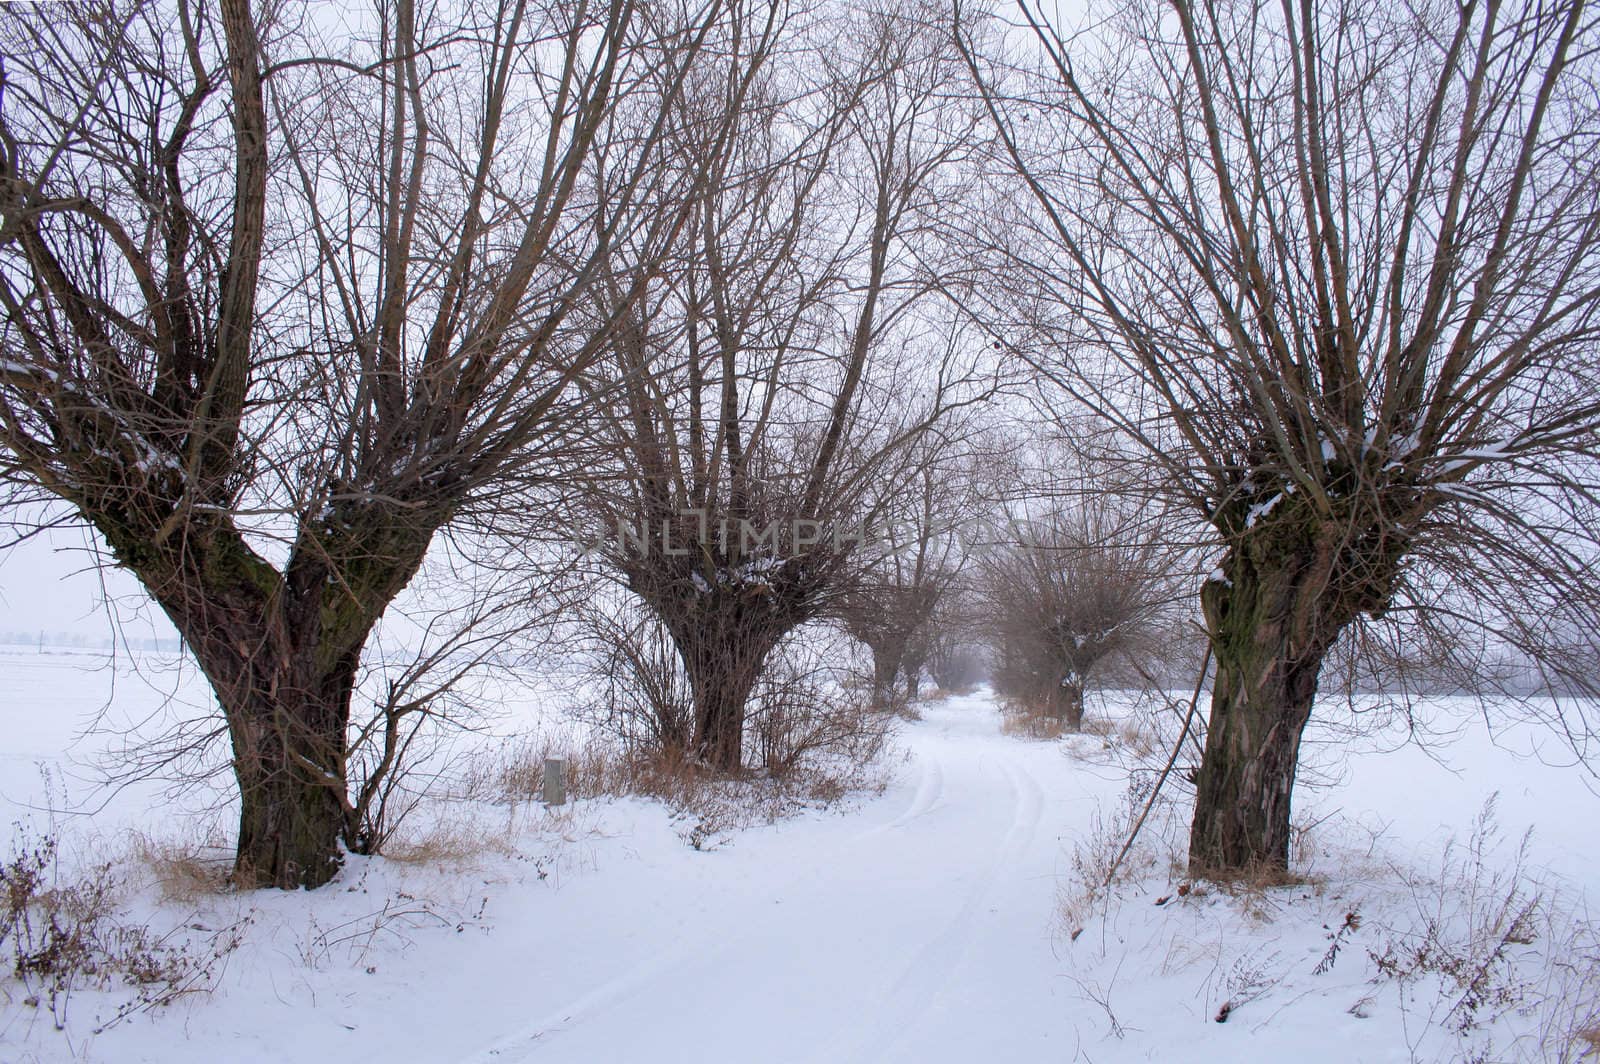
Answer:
0;520;173;641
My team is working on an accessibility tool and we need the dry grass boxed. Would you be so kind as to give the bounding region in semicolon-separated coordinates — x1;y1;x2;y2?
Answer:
1346;797;1600;1059
1190;864;1325;926
999;700;1070;739
3;828;248;1032
460;722;890;854
471;733;714;809
1000;698;1164;755
1053;789;1598;1058
472;735;643;804
1056;776;1189;938
128;829;232;904
750;685;894;779
1078;713;1162;760
379;815;520;867
1112;718;1160;759
1529;899;1600;1062
1190;861;1316;893
890;700;923;722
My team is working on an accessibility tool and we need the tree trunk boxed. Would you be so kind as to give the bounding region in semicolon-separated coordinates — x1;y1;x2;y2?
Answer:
668;602;784;773
185;611;366;889
1056;677;1084;731
867;633;908;710
870;647;899;709
119;513;432;889
231;704;351;889
1189;535;1347;878
902;635;928;702
691;658;758;772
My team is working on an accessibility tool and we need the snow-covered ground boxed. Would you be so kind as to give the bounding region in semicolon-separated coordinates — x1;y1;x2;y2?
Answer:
0;649;1595;1062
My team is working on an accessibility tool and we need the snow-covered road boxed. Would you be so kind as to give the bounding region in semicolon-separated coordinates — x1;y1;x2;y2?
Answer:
461;694;1101;1064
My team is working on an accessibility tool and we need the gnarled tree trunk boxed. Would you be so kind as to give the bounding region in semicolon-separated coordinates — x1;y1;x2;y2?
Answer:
1188;521;1370;877
659;591;789;773
106;510;431;889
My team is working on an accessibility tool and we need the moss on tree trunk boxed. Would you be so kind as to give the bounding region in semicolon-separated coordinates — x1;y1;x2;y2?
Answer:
104;510;433;889
1189;521;1352;877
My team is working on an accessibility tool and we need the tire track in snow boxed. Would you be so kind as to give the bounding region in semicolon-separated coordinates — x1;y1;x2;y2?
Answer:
461;750;952;1063
461;705;1052;1064
853;747;946;840
462;942;699;1061
807;747;1046;1064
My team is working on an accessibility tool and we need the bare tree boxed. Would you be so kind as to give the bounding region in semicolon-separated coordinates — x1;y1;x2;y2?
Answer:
835;435;980;708
961;0;1600;873
582;1;991;770
977;495;1180;729
0;0;726;887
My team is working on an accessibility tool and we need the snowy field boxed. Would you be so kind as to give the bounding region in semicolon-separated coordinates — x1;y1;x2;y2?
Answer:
0;648;1596;1063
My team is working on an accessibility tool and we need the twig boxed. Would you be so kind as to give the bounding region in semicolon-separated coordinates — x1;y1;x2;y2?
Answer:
1102;646;1211;888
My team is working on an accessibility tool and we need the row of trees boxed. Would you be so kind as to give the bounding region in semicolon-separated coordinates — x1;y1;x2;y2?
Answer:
960;0;1600;871
4;0;1599;888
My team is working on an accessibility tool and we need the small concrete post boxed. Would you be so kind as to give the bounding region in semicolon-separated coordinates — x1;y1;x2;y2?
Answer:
542;756;567;806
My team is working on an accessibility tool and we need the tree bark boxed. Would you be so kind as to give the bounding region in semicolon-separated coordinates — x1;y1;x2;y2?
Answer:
225;665;355;890
689;658;757;773
1053;678;1085;731
1188;527;1352;877
663;596;786;773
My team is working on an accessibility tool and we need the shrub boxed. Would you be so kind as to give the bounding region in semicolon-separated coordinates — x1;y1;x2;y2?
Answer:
3;827;247;1032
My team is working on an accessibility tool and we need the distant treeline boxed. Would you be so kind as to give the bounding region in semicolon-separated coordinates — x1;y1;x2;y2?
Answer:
0;631;183;653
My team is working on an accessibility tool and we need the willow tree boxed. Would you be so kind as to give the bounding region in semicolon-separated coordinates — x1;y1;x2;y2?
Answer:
962;0;1600;873
0;0;724;887
977;497;1179;729
836;436;981;708
584;0;991;770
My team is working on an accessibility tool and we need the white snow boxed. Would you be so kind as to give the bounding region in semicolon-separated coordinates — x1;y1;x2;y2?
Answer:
1436;438;1520;475
1244;491;1285;528
0;649;1594;1063
0;359;59;382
